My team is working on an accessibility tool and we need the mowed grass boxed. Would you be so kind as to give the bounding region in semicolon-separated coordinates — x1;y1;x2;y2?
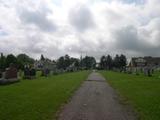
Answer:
0;71;90;120
100;71;160;120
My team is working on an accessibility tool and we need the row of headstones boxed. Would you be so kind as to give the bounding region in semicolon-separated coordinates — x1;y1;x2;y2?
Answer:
0;65;53;85
24;67;77;78
24;67;77;77
0;64;79;85
23;67;54;79
24;67;78;77
125;67;154;77
0;66;72;85
23;66;36;79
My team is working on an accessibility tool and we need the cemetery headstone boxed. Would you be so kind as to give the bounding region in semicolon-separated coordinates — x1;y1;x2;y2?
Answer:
147;68;152;77
144;67;147;76
0;70;2;78
30;68;36;78
24;66;31;79
144;67;152;77
23;66;36;79
5;65;18;79
52;69;59;75
135;68;139;75
152;69;154;74
0;63;19;85
41;68;50;76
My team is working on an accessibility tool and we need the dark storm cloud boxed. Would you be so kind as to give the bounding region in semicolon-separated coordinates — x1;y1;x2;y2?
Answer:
69;5;95;32
19;9;57;32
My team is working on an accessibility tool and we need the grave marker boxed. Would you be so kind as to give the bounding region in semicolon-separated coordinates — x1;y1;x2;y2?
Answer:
0;70;2;78
41;68;50;77
23;66;36;79
0;63;19;85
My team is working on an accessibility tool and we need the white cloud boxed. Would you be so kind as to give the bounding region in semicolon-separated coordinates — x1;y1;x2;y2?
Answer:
0;0;160;60
68;4;95;32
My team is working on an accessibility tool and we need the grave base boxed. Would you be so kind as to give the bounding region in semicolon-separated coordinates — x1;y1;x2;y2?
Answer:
0;78;19;85
23;76;36;80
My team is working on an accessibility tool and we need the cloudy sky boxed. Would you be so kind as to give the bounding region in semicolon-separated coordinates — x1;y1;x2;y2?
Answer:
0;0;160;60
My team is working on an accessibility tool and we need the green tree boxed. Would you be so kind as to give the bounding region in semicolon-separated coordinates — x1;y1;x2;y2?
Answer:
70;57;80;68
5;54;17;68
119;54;127;70
82;56;96;69
113;54;120;68
100;55;106;69
106;55;113;70
40;54;45;61
57;56;65;69
17;54;34;69
64;54;70;68
57;55;80;70
0;53;6;71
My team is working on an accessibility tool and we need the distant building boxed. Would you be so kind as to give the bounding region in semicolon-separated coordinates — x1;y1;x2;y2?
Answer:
66;62;77;72
130;56;160;69
95;62;100;69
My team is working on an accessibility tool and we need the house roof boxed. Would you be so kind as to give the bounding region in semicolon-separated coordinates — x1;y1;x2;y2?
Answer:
131;56;160;66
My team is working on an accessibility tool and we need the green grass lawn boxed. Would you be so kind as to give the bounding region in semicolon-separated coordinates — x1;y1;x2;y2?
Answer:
100;71;160;120
0;71;90;120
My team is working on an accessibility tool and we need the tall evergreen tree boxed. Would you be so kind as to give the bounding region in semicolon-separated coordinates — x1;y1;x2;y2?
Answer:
113;54;120;68
5;54;17;68
64;54;70;68
40;54;45;61
106;55;112;70
119;54;127;69
100;55;106;69
82;56;96;69
57;56;65;69
0;53;6;71
17;54;34;69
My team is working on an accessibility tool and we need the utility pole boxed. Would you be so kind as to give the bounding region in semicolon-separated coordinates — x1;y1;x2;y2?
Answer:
80;51;85;70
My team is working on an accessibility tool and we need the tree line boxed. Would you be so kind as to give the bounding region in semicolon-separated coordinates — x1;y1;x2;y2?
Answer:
99;54;127;70
56;55;96;70
0;53;35;71
0;53;127;71
0;53;97;71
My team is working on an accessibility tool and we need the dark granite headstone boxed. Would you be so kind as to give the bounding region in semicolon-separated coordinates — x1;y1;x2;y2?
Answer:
0;70;2;78
4;65;18;79
0;64;19;85
41;68;50;76
144;67;152;77
147;69;152;77
30;68;36;77
23;66;36;79
24;67;30;78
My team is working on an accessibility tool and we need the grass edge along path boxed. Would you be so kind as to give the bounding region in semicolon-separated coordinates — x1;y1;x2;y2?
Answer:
0;71;90;120
100;71;160;120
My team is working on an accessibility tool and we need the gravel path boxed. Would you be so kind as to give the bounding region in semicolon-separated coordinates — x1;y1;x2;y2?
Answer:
58;72;136;120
